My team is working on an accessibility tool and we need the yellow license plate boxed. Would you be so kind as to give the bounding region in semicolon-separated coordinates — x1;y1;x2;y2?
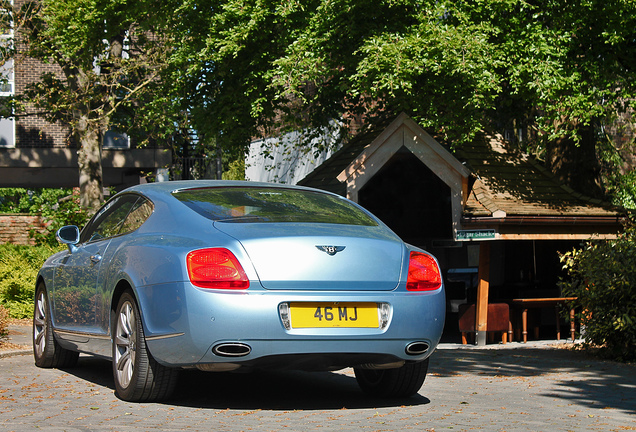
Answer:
289;302;379;328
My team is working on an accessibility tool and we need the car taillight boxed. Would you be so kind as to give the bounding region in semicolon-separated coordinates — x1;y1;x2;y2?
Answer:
406;251;442;291
186;248;249;289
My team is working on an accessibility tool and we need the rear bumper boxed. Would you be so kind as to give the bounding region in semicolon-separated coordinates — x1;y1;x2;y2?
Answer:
137;282;445;369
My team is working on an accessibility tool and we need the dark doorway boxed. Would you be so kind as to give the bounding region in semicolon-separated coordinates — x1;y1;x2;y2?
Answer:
358;148;452;247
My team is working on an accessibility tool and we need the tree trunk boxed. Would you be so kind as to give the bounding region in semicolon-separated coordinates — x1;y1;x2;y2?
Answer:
545;124;604;199
73;31;125;211
76;114;104;213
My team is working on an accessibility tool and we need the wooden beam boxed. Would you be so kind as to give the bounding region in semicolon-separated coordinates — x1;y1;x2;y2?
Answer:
462;176;470;207
475;242;491;346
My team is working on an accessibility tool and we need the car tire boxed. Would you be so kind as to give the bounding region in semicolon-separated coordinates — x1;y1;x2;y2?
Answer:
354;358;429;398
112;291;178;402
33;283;79;368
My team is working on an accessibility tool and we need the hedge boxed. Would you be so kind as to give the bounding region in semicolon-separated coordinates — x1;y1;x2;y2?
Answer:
0;244;61;319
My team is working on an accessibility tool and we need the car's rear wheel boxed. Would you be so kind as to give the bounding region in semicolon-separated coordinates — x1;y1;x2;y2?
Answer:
33;283;79;368
354;358;429;398
112;291;178;402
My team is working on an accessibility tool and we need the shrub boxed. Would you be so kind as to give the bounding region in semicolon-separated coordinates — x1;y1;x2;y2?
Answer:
0;244;61;319
560;225;636;361
0;187;90;246
29;188;90;246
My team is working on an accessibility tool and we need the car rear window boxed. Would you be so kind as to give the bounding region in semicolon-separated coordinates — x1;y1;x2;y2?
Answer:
172;187;378;226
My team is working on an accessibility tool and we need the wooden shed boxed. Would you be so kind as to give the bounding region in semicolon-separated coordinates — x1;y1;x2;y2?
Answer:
299;113;626;345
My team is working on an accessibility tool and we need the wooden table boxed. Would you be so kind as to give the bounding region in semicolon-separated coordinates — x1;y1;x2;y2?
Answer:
511;297;577;343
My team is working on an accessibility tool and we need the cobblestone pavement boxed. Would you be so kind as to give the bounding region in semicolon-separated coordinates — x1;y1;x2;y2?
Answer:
1;324;635;432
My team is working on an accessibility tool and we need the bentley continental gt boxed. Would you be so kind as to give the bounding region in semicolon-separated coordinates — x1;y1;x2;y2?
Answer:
33;180;445;402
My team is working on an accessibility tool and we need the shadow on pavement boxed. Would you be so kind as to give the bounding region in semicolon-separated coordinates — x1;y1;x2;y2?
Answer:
66;356;431;410
62;347;635;413
171;368;430;410
430;347;636;415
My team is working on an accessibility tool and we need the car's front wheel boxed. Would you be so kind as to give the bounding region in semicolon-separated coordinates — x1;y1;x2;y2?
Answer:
112;291;178;402
33;283;79;368
354;358;429;398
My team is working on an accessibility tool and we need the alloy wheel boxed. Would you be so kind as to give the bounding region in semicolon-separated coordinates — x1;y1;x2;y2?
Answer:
33;291;47;358
114;300;137;389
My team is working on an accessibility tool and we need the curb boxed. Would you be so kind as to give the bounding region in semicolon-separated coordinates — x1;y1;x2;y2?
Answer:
2;324;32;358
437;338;584;350
0;348;31;358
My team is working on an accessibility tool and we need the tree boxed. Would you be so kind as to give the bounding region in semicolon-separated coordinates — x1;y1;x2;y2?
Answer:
488;0;636;198
172;0;636;204
164;0;303;163
1;0;177;212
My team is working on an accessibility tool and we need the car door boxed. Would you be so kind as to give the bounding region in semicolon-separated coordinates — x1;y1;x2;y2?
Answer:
52;194;143;332
94;196;154;333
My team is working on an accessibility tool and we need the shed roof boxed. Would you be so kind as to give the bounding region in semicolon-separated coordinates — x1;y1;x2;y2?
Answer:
299;114;626;240
298;129;378;196
459;133;621;218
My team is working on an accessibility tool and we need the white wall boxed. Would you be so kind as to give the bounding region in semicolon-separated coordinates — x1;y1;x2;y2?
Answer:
246;127;340;185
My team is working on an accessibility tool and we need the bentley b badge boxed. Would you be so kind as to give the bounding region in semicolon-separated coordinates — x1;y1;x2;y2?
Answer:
316;245;346;256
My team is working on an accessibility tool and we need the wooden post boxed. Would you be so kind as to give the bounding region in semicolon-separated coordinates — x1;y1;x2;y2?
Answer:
475;242;490;346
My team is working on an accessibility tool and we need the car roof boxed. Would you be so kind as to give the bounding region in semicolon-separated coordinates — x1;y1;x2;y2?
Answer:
122;180;334;200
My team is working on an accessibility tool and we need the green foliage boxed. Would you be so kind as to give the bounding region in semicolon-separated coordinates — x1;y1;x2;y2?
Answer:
559;225;636;361
0;244;61;319
1;188;70;213
0;188;90;246
605;170;636;210
174;0;636;148
30;189;91;247
165;0;636;200
222;158;246;181
3;1;635;201
0;188;40;213
597;134;636;209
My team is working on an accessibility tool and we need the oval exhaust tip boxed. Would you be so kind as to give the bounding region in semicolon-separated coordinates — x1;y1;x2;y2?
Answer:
212;343;252;357
405;341;430;356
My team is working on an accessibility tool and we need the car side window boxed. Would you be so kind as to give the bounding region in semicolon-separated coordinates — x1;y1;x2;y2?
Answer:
81;195;148;243
119;198;153;235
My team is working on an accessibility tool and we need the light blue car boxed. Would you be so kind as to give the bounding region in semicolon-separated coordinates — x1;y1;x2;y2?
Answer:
34;180;445;402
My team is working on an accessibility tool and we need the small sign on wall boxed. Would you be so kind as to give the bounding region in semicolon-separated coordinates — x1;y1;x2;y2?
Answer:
456;229;497;241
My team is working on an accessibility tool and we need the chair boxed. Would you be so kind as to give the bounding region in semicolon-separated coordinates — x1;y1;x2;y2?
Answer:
458;303;512;344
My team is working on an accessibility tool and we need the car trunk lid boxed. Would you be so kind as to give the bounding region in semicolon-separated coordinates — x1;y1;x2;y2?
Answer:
214;222;404;291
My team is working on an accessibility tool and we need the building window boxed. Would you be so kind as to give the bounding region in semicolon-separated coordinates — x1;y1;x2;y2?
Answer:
0;115;14;147
0;58;12;94
103;130;130;149
0;60;14;147
0;1;14;147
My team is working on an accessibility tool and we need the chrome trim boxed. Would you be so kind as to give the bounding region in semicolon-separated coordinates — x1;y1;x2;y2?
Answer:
405;341;430;355
212;342;252;357
146;332;185;341
54;329;184;341
54;329;110;340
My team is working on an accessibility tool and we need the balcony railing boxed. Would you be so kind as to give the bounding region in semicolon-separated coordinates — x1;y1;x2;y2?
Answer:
171;157;218;180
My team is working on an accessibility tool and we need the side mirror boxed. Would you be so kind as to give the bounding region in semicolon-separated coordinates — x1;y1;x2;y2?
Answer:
56;225;80;252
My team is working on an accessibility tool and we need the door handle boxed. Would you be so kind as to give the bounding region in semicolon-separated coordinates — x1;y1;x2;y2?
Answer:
90;254;102;263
